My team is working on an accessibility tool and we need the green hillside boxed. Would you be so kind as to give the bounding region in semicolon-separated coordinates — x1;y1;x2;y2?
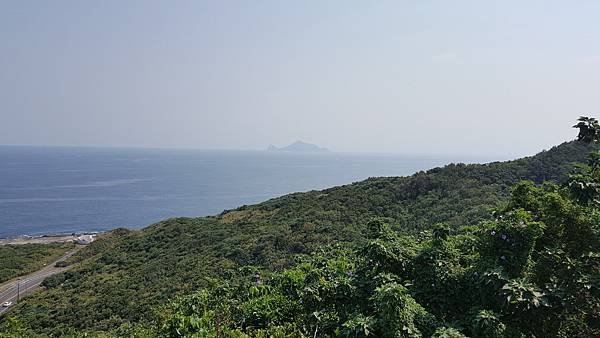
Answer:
0;242;74;284
157;162;599;337
0;121;598;337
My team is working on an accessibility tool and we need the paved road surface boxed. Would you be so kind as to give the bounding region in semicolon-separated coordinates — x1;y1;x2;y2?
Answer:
0;246;83;316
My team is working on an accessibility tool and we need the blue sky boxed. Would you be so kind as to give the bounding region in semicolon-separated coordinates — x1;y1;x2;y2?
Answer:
1;1;599;157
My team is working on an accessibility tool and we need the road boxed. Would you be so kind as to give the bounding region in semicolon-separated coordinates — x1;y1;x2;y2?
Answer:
0;246;83;316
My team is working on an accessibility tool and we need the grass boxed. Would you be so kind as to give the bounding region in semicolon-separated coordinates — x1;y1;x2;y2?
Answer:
0;243;75;284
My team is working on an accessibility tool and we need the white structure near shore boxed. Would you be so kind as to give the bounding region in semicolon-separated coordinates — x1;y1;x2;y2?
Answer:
75;234;95;245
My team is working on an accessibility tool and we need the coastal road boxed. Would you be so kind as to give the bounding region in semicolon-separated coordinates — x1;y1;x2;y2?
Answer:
0;246;83;316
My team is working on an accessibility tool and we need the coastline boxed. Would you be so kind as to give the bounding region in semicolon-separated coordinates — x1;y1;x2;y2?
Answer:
0;232;99;246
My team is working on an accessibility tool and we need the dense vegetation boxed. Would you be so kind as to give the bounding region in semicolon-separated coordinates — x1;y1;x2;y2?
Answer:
0;118;598;337
0;242;75;284
157;165;600;337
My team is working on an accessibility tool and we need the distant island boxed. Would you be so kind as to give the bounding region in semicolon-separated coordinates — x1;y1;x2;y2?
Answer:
267;141;330;153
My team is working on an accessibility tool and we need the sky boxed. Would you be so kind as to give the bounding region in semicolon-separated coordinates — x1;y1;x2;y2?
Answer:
1;1;599;158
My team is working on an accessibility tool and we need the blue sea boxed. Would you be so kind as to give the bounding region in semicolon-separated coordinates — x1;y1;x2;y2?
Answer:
0;146;491;238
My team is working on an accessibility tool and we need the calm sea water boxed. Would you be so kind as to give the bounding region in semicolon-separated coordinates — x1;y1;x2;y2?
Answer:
0;146;490;238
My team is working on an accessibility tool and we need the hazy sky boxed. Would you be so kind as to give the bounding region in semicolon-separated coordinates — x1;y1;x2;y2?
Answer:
1;1;599;157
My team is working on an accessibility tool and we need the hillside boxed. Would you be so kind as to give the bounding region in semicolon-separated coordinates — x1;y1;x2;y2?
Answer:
0;243;74;284
0;140;597;335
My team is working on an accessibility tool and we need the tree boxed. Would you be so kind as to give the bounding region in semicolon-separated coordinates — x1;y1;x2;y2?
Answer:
573;116;600;143
567;151;600;205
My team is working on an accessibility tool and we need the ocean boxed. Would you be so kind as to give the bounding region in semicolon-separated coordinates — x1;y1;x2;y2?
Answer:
0;146;491;238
